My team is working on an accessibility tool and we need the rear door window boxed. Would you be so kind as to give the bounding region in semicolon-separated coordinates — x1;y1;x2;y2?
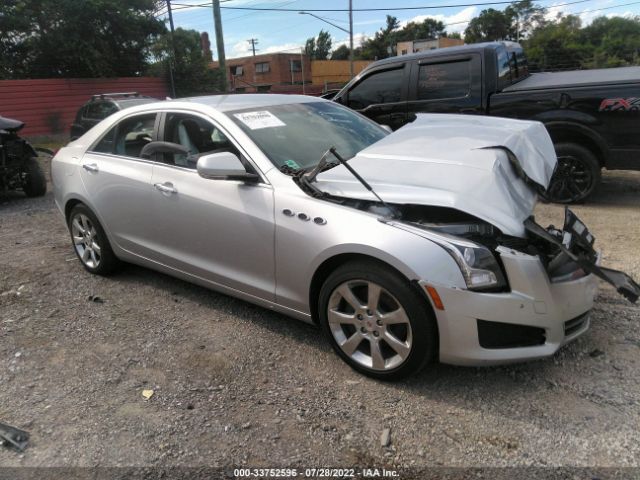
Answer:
417;60;471;100
91;113;157;157
347;67;404;110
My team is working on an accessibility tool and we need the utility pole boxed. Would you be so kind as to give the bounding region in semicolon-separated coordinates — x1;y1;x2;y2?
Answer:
300;48;305;95
348;0;354;79
166;0;177;98
248;38;259;56
212;0;227;91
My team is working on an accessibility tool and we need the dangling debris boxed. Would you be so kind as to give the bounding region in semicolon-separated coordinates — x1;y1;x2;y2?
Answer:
0;421;30;452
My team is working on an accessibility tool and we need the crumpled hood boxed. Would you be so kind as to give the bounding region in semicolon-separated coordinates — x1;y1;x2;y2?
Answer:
316;114;557;237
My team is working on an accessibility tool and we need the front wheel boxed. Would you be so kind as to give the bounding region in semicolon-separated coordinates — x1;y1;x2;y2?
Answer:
318;261;438;380
542;143;601;204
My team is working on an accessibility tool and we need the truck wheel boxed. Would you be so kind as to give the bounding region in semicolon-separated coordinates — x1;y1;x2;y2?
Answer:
543;143;600;204
318;260;438;380
22;157;47;197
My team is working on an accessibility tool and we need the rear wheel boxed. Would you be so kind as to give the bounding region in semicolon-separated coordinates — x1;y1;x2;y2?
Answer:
68;204;120;275
22;157;47;197
318;261;438;380
543;143;600;203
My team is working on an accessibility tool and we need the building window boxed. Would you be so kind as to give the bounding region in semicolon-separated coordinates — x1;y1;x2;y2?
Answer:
234;87;246;93
290;60;302;72
230;65;243;76
401;49;408;55
257;85;271;92
255;62;270;73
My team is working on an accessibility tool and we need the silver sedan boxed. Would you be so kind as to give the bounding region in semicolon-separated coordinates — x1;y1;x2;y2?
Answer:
52;94;639;379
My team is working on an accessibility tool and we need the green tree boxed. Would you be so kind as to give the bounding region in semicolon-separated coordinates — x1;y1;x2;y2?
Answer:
524;15;586;71
148;28;223;97
581;16;640;68
398;18;446;41
331;44;351;60
505;0;548;40
464;8;515;43
0;0;165;79
359;15;401;60
304;29;332;60
464;1;546;43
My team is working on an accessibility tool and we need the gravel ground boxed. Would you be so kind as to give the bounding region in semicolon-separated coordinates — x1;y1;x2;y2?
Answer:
0;166;639;474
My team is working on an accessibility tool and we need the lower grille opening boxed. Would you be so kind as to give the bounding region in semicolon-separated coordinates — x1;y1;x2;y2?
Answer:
477;320;546;349
564;312;589;337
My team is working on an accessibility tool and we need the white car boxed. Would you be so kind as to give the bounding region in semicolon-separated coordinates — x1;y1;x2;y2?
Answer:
52;94;639;379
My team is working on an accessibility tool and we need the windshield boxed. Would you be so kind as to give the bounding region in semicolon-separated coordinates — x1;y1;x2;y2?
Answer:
226;101;388;171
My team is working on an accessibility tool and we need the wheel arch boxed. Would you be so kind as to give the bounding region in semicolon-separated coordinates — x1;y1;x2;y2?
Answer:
64;197;85;222
544;121;608;167
308;252;434;326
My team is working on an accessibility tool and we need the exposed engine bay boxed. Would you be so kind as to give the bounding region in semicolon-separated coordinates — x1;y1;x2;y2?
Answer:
333;197;639;302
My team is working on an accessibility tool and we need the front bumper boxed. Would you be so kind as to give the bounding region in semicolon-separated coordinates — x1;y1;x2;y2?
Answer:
424;247;599;366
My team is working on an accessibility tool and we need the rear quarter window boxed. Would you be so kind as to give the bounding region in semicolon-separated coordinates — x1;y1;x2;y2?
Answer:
417;60;471;101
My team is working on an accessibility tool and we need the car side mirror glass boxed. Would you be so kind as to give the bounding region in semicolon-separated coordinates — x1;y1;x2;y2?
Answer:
140;141;189;159
197;151;259;182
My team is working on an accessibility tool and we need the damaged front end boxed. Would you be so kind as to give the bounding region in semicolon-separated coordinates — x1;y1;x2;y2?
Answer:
524;208;640;303
382;203;639;303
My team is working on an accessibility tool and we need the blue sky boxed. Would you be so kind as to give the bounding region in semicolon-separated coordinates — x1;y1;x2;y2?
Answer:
162;0;640;59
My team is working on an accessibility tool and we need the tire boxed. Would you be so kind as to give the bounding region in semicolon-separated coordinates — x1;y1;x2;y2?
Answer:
68;204;120;276
318;260;438;380
542;143;601;204
22;157;47;197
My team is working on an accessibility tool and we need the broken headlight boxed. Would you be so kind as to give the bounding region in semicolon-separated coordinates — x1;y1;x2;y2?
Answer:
387;221;507;291
436;238;507;290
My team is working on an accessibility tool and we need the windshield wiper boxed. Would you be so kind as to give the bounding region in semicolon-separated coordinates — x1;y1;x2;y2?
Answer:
327;147;401;219
299;146;399;218
302;147;333;183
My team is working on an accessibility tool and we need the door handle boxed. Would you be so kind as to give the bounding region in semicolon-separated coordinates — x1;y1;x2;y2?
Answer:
154;182;178;194
82;163;99;173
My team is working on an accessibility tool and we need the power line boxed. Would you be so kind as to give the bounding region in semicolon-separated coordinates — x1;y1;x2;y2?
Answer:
170;0;610;12
442;0;640;26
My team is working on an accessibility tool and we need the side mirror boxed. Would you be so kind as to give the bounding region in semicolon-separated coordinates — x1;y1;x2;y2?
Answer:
197;151;260;182
140;141;189;159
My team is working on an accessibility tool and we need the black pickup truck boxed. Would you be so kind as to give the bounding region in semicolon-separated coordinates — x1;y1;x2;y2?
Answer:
333;42;640;203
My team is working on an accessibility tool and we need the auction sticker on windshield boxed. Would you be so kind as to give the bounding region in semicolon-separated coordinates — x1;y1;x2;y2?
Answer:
233;111;286;130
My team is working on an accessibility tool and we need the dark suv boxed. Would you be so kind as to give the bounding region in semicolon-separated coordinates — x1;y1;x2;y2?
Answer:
70;92;157;140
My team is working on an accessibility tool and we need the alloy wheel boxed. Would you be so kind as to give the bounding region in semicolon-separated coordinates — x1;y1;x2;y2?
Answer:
327;280;413;371
546;155;594;203
71;213;101;268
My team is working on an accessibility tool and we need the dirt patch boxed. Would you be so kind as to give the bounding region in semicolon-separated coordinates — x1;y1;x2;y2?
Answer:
0;170;639;469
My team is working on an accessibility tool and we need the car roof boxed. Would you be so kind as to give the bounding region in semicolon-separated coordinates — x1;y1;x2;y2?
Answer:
177;93;322;112
114;98;158;108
